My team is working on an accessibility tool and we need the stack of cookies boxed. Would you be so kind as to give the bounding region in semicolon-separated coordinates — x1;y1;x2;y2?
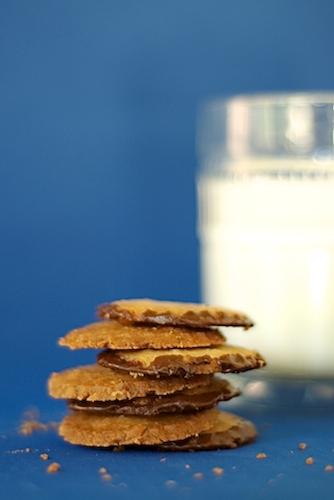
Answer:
48;299;266;451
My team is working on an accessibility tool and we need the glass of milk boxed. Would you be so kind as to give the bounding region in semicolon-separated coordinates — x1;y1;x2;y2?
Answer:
197;92;334;406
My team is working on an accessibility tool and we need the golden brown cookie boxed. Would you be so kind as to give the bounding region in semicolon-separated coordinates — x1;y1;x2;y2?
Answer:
97;298;254;329
97;344;266;377
48;364;212;401
154;410;257;451
58;408;219;447
58;320;225;350
66;376;241;415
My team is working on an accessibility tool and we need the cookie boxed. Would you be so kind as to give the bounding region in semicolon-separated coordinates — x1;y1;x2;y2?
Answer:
58;320;225;350
97;344;266;377
97;298;254;329
58;407;219;447
66;376;241;415
48;364;211;401
154;410;257;451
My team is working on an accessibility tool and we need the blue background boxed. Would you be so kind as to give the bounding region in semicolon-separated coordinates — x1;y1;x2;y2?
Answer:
1;0;334;414
2;4;334;499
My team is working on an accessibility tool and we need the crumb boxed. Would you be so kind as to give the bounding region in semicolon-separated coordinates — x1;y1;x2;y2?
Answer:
19;408;58;436
47;462;61;473
40;453;49;460
299;443;307;450
325;465;333;471
185;464;190;469
99;467;112;481
165;480;177;488
212;467;224;475
306;457;313;465
160;458;166;462
7;449;32;454
22;408;39;420
256;453;267;459
268;479;276;484
113;446;124;452
232;466;236;470
20;421;49;435
193;472;204;480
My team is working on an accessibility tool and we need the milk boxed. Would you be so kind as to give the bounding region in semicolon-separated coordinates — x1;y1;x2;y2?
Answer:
197;172;334;377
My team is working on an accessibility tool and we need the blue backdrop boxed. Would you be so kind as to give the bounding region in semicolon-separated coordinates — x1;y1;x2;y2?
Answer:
1;0;334;413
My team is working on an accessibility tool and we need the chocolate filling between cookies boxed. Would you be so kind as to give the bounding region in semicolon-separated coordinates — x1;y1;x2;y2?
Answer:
97;347;265;378
66;378;241;416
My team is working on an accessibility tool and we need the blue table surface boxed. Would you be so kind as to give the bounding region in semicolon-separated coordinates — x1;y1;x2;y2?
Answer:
1;396;334;500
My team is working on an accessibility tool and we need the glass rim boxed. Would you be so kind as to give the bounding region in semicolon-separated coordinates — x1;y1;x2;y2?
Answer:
206;91;334;107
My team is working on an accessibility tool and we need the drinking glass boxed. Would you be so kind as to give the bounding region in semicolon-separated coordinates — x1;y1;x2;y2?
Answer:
197;92;334;406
